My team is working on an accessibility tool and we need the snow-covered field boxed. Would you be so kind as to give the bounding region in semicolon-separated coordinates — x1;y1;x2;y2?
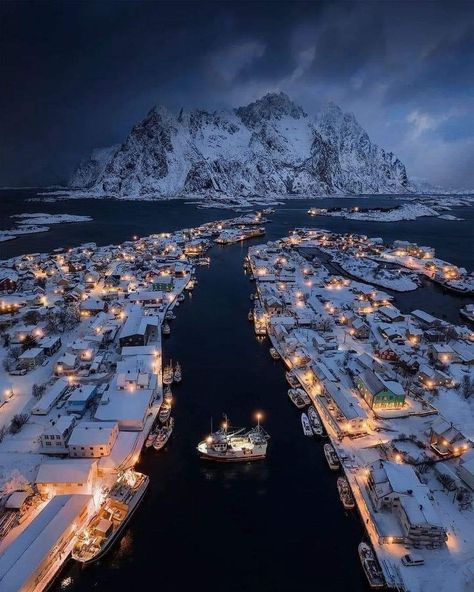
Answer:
0;213;93;242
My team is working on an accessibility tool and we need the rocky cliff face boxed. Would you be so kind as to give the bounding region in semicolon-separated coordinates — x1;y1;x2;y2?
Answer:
70;93;411;198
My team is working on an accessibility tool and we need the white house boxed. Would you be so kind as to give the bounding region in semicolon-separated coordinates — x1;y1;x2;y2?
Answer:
68;422;119;458
35;459;97;495
40;416;76;453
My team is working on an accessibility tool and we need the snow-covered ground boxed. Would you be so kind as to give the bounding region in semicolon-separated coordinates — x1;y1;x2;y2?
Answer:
0;213;93;242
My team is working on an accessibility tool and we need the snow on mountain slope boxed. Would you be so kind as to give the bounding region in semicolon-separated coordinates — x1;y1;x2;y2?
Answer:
69;93;411;198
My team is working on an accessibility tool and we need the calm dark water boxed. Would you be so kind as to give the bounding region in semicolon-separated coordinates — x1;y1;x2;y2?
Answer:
0;189;472;591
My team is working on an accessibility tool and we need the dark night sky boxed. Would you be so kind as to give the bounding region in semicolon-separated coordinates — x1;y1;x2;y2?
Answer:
1;0;474;188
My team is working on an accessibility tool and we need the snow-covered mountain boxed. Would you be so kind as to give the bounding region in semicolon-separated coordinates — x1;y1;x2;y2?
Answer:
70;93;411;198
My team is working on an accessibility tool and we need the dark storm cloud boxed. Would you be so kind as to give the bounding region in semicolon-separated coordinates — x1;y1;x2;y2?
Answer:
1;0;473;188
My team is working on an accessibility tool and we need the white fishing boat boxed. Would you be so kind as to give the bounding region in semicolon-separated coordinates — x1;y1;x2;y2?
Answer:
197;415;269;462
165;310;176;321
72;470;149;564
324;443;340;471
269;347;280;360
185;279;195;291
337;476;355;510
307;405;324;436
159;402;172;423
301;413;313;437
145;427;158;448
178;293;185;302
460;304;474;323
162;322;171;335
164;385;173;403
163;362;174;385
153;418;174;451
358;542;385;589
288;389;308;409
174;361;182;383
285;371;300;388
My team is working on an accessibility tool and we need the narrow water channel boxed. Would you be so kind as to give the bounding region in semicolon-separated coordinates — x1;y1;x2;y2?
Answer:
55;239;369;592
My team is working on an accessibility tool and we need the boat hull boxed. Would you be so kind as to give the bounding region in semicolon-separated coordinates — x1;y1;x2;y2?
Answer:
198;452;266;463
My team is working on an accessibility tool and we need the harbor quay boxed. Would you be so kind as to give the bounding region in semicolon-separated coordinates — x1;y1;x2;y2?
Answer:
247;228;474;592
0;213;265;592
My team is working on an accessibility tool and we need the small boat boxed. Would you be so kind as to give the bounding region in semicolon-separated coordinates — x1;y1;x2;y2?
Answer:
153;418;174;451
307;405;324;436
145;428;159;448
163;362;174;385
162;322;171;336
178;293;185;302
285;371;300;388
337;476;355;510
185;279;195;291
358;542;385;589
250;293;255;300
248;310;254;321
288;389;308;409
164;385;173;403
460;304;474;323
159;402;172;423
165;310;176;321
174;362;182;383
269;347;280;360
324;443;340;471
301;413;313;437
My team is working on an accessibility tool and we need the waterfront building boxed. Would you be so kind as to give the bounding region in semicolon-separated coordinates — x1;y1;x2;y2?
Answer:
66;384;98;415
35;459;97;495
354;369;405;410
68;421;119;457
118;307;160;348
366;459;447;548
0;494;92;592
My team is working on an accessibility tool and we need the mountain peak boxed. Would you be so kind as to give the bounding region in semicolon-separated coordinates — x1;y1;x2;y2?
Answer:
236;92;306;127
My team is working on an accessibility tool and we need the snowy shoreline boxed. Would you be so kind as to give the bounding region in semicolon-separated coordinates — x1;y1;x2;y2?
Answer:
0;213;93;243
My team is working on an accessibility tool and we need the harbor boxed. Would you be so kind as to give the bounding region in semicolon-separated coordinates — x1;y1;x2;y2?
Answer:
0;195;472;592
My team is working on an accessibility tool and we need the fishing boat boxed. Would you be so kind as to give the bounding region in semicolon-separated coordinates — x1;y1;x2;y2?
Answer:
165;310;176;321
145;427;159;448
324;443;340;471
358;542;385;589
163;362;174;385
460;304;474;323
72;470;149;564
174;362;182;383
185;279;195;291
178;293;185;302
248;310;254;321
307;405;324;436
162;322;171;336
301;413;313;437
269;347;280;360
197;415;269;462
164;385;173;403
285;371;300;388
159;402;172;423
153;418;174;451
288;389;308;409
337;476;355;510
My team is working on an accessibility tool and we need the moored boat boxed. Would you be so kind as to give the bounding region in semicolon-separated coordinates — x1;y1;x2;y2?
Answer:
163;385;173;403
285;371;300;388
324;443;340;470
269;347;280;360
301;413;313;437
162;322;171;336
72;470;149;564
163;362;174;385
307;405;324;436
159;402;172;423
178;293;185;302
337;476;355;510
460;304;474;323
197;415;269;462
358;542;385;589
174;361;182;383
153;418;174;451
288;389;308;409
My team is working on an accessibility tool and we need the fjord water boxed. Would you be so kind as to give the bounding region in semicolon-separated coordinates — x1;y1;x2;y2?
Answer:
1;189;473;591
